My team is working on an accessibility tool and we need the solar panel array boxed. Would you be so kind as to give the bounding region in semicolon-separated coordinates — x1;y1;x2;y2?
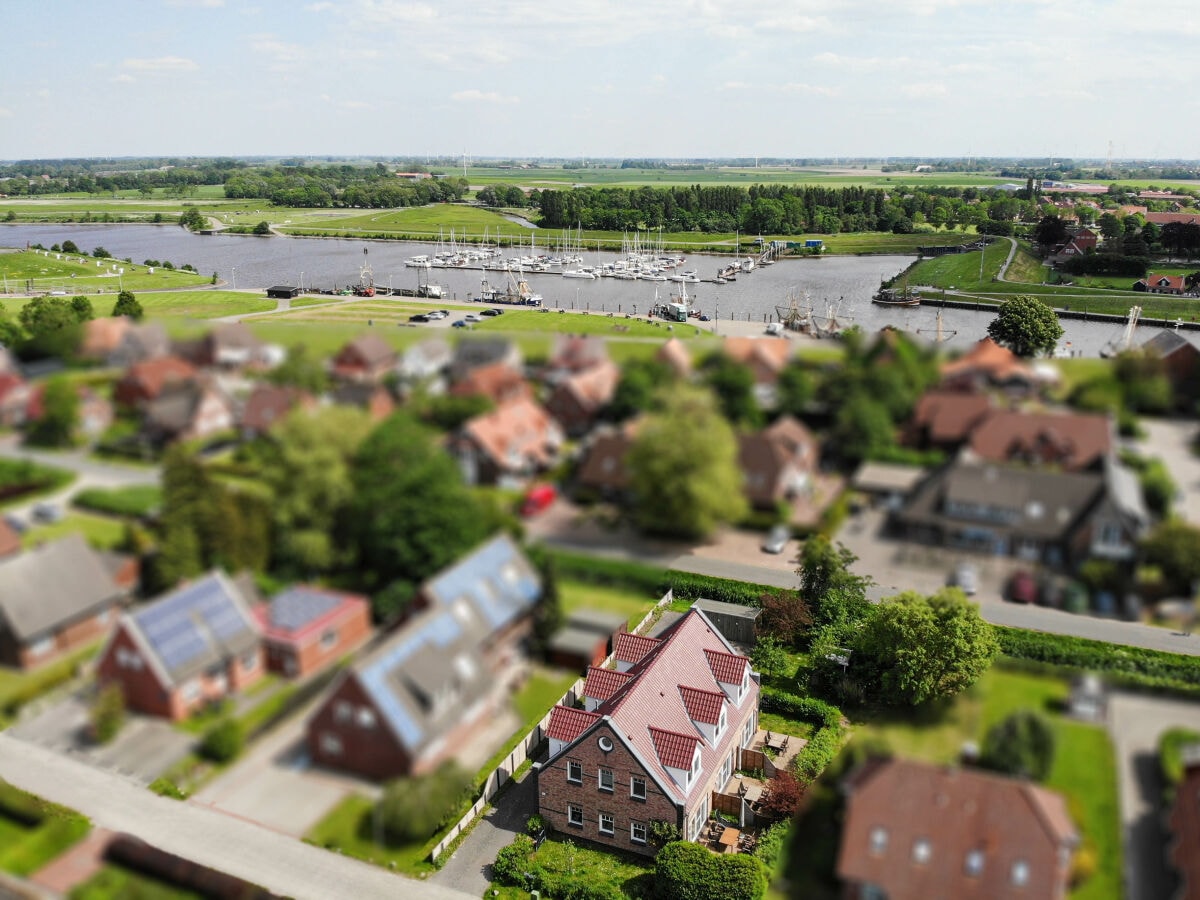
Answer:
269;587;342;633
133;574;253;680
424;535;540;631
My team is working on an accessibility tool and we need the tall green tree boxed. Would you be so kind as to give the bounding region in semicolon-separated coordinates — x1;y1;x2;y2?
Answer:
702;354;762;427
112;290;144;321
851;588;998;706
608;357;672;422
986;294;1064;358
797;535;872;630
346;413;490;620
830;392;895;463
980;710;1055;781
626;385;747;539
25;377;78;447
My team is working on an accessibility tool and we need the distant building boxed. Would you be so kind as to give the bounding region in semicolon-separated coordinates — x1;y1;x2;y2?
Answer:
256;586;372;679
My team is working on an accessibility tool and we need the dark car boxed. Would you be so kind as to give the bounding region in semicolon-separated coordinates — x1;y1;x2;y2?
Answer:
409;313;431;323
451;320;467;328
480;308;503;317
1006;570;1038;604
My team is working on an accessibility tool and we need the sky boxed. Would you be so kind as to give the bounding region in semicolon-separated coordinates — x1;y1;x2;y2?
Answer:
2;0;1198;162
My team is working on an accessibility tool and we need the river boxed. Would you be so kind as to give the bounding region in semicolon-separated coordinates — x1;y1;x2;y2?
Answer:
0;223;1187;356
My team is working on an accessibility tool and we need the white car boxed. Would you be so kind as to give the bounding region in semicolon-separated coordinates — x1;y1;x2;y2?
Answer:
950;562;979;596
464;313;482;323
761;524;790;554
426;310;447;320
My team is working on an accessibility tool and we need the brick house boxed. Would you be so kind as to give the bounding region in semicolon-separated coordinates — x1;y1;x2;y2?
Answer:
331;382;395;421
450;398;563;486
79;317;132;361
535;610;760;856
96;571;263;720
1142;331;1200;409
0;534;124;669
141;378;235;446
966;409;1113;473
574;420;640;498
190;322;267;370
108;322;170;368
307;534;541;780
940;338;1040;395
1134;273;1187;295
544;361;621;437
239;384;315;439
114;356;198;407
449;361;533;406
255;586;372;679
836;757;1078;900
1169;750;1200;900
331;334;397;383
738;415;819;509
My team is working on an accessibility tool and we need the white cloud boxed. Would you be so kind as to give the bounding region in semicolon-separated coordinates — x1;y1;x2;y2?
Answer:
111;74;136;84
250;37;305;63
900;82;948;98
122;56;199;72
306;1;334;10
451;89;518;104
166;0;224;7
0;107;12;119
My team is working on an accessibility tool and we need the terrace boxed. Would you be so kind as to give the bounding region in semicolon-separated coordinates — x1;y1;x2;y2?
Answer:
703;728;807;854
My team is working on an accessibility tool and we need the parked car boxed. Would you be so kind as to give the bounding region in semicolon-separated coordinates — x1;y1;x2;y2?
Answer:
520;484;557;517
1006;569;1038;604
451;320;468;328
31;502;63;524
699;314;711;322
480;309;503;317
464;313;482;323
3;513;27;534
761;524;790;554
426;310;447;320
409;313;431;323
949;561;979;595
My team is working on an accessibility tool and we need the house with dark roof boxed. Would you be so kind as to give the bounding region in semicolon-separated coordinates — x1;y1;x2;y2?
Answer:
535;609;760;856
1169;749;1200;900
108;322;170;368
189;323;267;370
450;338;522;381
141;378;235;446
96;572;263;720
306;534;541;779
331;334;397;383
1134;273;1187;295
239;384;315;439
966;409;1113;473
546;608;630;671
546;335;611;380
449;398;564;486
574;420;641;498
837;757;1078;900
1143;331;1200;408
114;356;197;407
893;456;1148;569
255;586;372;679
0;534;125;669
330;382;395;421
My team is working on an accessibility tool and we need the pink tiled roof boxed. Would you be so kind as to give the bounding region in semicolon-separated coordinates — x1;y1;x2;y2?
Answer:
679;686;725;725
704;648;748;685
583;666;633;703
649;727;701;770
613;632;660;667
547;706;601;743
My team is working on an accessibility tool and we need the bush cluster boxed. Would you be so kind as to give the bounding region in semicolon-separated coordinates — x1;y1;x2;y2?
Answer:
492;835;626;900
199;718;244;764
758;688;844;786
654;840;768;900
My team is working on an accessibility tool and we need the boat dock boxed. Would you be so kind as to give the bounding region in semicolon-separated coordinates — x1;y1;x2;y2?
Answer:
918;295;1200;331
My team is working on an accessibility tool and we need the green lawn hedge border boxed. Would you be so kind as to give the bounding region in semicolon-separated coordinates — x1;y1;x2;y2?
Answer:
758;689;844;786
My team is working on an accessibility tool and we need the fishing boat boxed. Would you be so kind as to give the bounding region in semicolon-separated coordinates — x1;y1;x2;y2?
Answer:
872;283;922;307
1099;306;1142;358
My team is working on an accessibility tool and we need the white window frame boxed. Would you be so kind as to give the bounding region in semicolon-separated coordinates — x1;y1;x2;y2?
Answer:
630;821;647;844
320;732;342;755
27;635;54;658
357;707;376;729
630;775;647;800
598;767;614;792
567;760;583;784
567;804;583;827
599;812;614;835
320;629;338;650
241;650;258;671
334;700;352;723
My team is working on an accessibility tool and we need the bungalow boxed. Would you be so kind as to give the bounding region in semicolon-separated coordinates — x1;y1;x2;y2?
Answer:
331;334;397;383
837;757;1078;900
108;322;170;368
535;609;760;856
1145;211;1200;227
255;586;372;679
1134;273;1187;295
450;398;563;486
307;533;540;779
544;360;621;437
96;571;263;720
940;337;1041;394
188;322;267;370
0;534;124;669
114;356;197;407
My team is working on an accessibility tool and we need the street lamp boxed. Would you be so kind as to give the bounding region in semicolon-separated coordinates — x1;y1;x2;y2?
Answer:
231;267;236;290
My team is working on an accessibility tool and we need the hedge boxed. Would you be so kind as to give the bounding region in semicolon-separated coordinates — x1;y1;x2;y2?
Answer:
655;841;768;900
73;485;162;518
759;688;844;786
996;626;1200;697
666;572;789;607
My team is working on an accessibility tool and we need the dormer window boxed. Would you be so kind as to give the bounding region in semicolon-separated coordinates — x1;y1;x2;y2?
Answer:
717;708;727;738
690;749;702;778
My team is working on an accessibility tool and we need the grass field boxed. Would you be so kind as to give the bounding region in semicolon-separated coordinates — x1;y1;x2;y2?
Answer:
0;250;211;295
907;240;1010;292
0;289;275;320
0;786;91;877
473;308;708;339
22;512;127;551
560;578;661;631
69;863;204;900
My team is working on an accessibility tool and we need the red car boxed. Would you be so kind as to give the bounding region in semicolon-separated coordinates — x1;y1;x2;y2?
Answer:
1006;570;1038;604
520;484;557;517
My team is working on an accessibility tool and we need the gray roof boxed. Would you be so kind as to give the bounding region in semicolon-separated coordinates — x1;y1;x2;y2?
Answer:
563;607;628;635
145;381;205;434
853;461;929;494
126;571;260;687
548;624;609;658
1143;330;1199;359
1106;457;1150;530
266;586;342;634
348;534;540;758
0;534;122;642
695;598;763;621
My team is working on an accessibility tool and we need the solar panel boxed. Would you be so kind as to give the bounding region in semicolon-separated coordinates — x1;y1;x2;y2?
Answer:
133;574;254;677
270;588;341;633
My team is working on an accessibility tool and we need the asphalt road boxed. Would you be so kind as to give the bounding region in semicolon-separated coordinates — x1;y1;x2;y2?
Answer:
0;734;474;900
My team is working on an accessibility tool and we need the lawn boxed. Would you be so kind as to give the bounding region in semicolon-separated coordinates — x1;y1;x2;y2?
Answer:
0;250;209;294
22;511;127;551
473;308;708;339
135;290;275;319
907;239;1010;292
69;863;204;900
0;457;76;510
0;782;91;877
0;643;100;720
72;485;162;518
560;578;661;632
486;834;655;899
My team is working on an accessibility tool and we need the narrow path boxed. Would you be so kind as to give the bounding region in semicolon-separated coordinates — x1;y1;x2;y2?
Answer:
996;236;1018;281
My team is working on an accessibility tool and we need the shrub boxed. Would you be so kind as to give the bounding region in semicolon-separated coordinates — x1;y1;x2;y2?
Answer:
753;821;790;872
1071;840;1098;887
980;710;1056;781
655;841;768;900
525;814;545;836
1159;727;1200;787
148;777;187;800
649;819;681;848
377;761;472;844
89;683;125;745
492;833;535;885
73;485;162;518
199;718;244;764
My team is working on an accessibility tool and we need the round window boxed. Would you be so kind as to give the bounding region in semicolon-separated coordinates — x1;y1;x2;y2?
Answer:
598;736;614;752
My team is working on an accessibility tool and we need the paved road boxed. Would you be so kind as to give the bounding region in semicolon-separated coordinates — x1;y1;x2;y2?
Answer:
0;734;474;900
1108;693;1200;900
431;771;537;896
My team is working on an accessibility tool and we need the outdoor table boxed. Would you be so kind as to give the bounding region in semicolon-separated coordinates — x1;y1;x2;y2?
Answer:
718;827;741;852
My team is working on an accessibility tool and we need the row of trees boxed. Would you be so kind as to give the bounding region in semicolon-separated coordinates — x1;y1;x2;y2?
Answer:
222;167;468;208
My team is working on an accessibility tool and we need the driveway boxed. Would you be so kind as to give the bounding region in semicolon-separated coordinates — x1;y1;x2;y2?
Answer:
431;769;537;897
0;734;475;900
9;690;193;784
1138;418;1200;524
1108;692;1200;900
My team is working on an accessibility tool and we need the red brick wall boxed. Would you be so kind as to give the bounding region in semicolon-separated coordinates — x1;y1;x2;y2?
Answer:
1;603;117;669
265;603;372;679
96;626;176;719
307;674;412;780
538;722;680;857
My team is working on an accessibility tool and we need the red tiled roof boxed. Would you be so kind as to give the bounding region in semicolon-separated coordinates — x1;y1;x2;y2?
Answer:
940;338;1035;386
678;685;725;725
120;356;197;399
968;409;1111;472
547;705;601;743
450;361;531;405
613;632;660;666
460;397;559;469
1146;211;1200;226
558;360;620;412
704;648;748;686
912;389;993;445
583;666;633;703
648;726;701;771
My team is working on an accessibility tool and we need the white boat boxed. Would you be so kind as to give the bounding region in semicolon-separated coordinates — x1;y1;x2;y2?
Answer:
740;257;756;273
681;270;700;283
405;255;431;268
562;269;596;280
